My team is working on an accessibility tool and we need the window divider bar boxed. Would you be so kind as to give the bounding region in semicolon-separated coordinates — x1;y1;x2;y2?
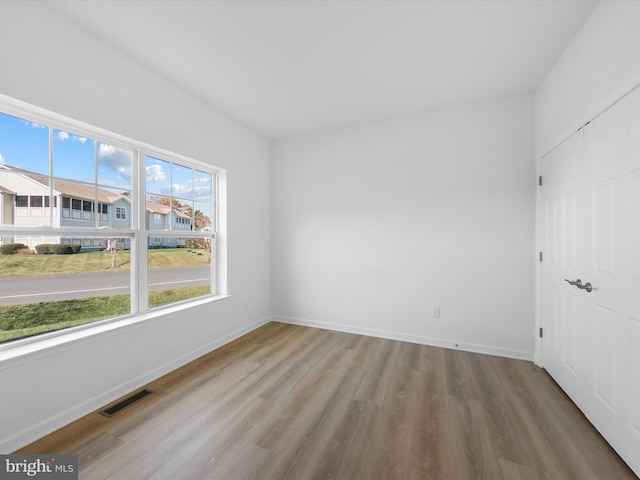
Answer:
48;124;54;228
136;149;148;313
0;226;136;237
94;140;99;229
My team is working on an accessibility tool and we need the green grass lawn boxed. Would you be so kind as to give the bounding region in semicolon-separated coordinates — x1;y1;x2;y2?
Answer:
0;286;211;343
0;248;210;277
0;248;213;344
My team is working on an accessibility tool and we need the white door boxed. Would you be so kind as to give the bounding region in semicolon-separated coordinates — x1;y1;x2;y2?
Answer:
541;85;640;477
540;130;586;407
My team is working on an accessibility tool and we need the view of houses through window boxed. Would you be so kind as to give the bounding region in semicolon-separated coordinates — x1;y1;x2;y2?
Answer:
0;106;217;344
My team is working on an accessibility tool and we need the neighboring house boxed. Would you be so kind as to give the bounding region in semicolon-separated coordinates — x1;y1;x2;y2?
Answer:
0;164;191;250
146;200;192;248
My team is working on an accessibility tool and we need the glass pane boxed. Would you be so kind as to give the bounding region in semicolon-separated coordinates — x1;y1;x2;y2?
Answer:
173;201;193;231
145;156;170;195
194;170;212;202
54;179;96;225
145;195;193;232
0;235;132;344
0;111;49;175
0;171;52;226
53;129;95;183
146;194;170;231
171;163;193;201
98;142;132;190
194;202;213;232
148;236;212;308
101;187;131;229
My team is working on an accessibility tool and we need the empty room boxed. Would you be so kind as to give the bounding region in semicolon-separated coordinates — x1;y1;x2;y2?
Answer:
0;1;639;479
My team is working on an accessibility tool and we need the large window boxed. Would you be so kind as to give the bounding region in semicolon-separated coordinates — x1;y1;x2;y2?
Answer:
0;99;221;345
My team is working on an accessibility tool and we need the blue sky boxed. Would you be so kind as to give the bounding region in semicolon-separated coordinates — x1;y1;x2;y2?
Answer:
0;111;132;189
0;112;49;175
0;110;213;220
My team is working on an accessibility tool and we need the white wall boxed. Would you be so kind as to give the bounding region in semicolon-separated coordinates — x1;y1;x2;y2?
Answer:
272;94;535;359
0;2;270;452
535;0;640;156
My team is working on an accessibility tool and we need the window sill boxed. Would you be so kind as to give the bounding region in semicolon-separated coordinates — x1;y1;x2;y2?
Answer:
0;294;231;370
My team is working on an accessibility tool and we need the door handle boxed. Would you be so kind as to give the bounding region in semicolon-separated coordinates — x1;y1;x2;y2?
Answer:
576;282;593;293
564;279;593;293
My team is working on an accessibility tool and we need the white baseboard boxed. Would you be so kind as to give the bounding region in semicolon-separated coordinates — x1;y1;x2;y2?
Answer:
2;315;271;453
272;315;533;361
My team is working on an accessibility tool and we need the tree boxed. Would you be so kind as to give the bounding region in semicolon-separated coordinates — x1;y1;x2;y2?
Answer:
154;197;212;252
185;210;212;252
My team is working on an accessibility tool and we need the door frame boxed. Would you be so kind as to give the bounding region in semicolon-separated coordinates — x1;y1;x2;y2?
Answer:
534;129;580;367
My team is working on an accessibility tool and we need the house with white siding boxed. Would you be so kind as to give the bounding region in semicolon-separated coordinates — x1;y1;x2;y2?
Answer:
0;164;191;249
146;200;192;248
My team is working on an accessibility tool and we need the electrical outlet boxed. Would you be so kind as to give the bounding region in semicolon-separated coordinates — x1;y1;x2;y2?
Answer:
432;307;440;318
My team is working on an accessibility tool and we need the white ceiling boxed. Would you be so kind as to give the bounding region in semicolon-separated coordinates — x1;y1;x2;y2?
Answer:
45;0;598;139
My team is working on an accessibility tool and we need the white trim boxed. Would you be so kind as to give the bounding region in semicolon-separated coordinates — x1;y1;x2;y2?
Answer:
144;230;213;239
0;226;136;236
534;151;543;366
0;313;269;454
272;315;534;361
134;149;146;313
216;169;227;297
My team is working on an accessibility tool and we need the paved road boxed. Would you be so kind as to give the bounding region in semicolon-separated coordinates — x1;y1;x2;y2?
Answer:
0;266;211;306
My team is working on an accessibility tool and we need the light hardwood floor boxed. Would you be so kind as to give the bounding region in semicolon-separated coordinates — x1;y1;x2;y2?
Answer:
17;322;637;479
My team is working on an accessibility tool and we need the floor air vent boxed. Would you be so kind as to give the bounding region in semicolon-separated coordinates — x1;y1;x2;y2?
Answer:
100;389;154;418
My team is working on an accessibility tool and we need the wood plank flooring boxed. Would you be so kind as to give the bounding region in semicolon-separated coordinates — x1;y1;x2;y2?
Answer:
17;322;638;479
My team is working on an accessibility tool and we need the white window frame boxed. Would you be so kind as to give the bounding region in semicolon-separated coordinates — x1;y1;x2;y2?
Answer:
0;93;228;353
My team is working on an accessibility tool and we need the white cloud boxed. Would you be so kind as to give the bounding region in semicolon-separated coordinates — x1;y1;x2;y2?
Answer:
193;175;212;200
99;143;116;156
99;143;132;181
20;120;46;129
152;175;213;200
171;182;192;197
171;182;214;201
146;164;167;183
56;131;89;143
0;151;5;164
